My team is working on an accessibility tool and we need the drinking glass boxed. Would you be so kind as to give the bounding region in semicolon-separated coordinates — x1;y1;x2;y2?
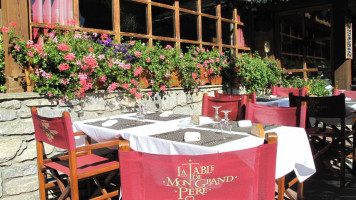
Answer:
212;106;222;131
221;110;232;133
136;103;145;121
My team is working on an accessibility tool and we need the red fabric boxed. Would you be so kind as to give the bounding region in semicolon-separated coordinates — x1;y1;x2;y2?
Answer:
119;143;277;200
245;102;307;128
45;154;119;175
334;89;356;99
202;95;241;121
214;92;248;120
31;109;76;151
271;86;306;97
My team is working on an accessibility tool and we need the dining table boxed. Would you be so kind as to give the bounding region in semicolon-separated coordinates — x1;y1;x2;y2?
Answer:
73;112;316;183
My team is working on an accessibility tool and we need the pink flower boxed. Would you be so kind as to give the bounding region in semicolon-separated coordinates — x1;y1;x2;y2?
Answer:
122;83;130;90
57;43;69;51
134;67;143;76
98;54;105;60
150;80;154;86
134;51;142;57
288;72;292;74
135;92;143;98
304;78;308;81
59;63;70;71
89;47;94;52
160;55;165;60
99;75;107;83
147;92;152;97
101;33;108;40
27;51;34;57
68;19;76;26
289;85;293;88
131;79;138;85
130;88;137;95
109;62;113;67
192;73;197;79
146;58;151;63
216;58;220;63
129;41;135;45
282;68;286;70
64;53;76;61
107;82;119;92
164;72;170;78
10;21;18;27
164;45;173;50
14;45;20;52
60;78;70;85
76;60;82;66
160;85;167;91
48;92;53;97
1;26;9;33
179;53;183;58
209;67;214;74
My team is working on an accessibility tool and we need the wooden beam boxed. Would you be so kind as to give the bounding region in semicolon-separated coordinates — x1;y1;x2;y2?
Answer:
198;0;202;49
114;0;120;43
217;3;222;52
174;0;180;48
147;0;152;47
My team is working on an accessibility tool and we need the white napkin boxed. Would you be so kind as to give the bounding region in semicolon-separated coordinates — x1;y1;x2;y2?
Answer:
269;95;277;99
184;132;201;142
102;120;118;127
345;97;352;101
160;111;174;117
238;120;252;127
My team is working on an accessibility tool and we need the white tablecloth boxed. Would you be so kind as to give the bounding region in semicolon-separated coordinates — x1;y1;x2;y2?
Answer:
73;113;316;182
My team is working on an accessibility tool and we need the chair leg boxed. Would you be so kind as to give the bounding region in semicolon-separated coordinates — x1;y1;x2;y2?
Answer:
297;182;303;200
277;176;285;200
340;136;346;187
70;177;80;200
37;170;47;200
91;171;117;198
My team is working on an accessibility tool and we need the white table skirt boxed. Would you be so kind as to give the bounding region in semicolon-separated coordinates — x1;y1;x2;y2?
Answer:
73;113;316;182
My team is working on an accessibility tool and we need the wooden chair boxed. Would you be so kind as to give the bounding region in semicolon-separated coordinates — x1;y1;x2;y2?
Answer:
245;100;307;200
214;90;249;120
118;132;278;200
202;93;242;121
31;107;120;200
271;86;307;97
289;93;350;187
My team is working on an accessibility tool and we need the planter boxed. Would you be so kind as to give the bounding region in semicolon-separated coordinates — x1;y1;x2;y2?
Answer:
138;69;152;89
200;68;222;85
166;69;181;87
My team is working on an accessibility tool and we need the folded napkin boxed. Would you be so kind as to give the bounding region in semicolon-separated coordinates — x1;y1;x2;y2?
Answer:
345;97;352;101
184;132;201;142
238;120;252;127
269;95;277;99
102;120;118;127
160;111;174;117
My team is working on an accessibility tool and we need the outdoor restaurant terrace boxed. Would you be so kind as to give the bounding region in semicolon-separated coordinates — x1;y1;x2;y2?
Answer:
1;0;356;199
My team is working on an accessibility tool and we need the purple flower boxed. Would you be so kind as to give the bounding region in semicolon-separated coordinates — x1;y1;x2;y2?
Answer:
126;55;133;61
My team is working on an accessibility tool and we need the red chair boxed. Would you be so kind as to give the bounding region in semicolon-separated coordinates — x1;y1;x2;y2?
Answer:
202;93;242;121
272;85;307;97
245;101;307;200
214;90;252;120
31;107;120;200
334;88;356;99
245;101;307;128
119;132;278;200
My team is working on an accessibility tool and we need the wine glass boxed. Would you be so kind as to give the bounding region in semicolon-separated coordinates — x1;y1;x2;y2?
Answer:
221;110;232;133
136;103;145;121
212;106;222;131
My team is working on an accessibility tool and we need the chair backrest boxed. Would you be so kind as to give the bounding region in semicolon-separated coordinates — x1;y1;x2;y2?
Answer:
119;133;278;200
334;88;356;99
202;93;241;121
289;93;346;119
245;101;307;128
272;86;306;97
31;107;76;151
214;90;252;119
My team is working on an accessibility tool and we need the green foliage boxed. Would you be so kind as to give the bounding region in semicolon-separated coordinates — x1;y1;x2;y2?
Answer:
235;52;282;93
281;74;330;97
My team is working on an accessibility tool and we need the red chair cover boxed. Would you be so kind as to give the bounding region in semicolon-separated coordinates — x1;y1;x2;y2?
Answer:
119;143;277;200
202;94;241;121
245;102;307;128
271;86;306;97
334;88;356;99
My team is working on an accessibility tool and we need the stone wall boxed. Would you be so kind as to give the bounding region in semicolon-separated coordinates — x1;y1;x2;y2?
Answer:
0;85;222;199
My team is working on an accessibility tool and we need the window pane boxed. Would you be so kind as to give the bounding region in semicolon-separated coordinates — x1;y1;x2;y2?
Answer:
152;0;174;6
180;0;197;11
221;1;234;19
202;17;217;43
152;6;174;37
180;12;197;40
201;0;216;15
120;0;147;34
180;43;196;53
222;22;234;45
79;0;113;30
